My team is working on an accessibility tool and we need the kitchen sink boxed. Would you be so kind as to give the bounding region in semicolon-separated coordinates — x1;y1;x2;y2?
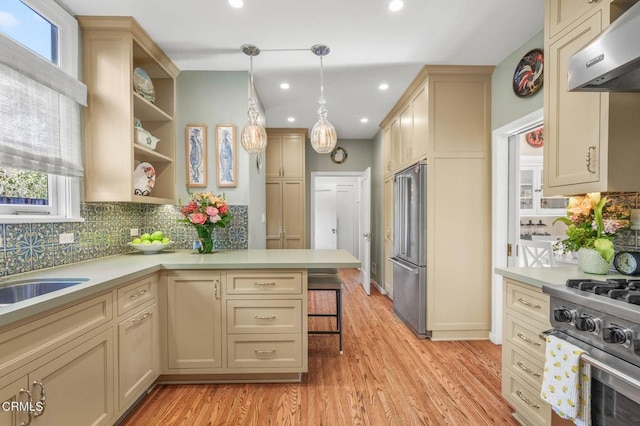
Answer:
0;278;89;305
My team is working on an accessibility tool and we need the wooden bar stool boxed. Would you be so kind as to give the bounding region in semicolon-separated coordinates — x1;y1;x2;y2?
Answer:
308;274;344;354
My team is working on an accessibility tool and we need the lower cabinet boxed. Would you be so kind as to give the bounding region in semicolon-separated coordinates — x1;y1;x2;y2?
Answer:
502;279;552;426
165;271;223;371
0;328;114;426
118;303;159;411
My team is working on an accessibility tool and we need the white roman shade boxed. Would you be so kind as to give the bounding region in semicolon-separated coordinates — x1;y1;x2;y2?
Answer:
0;33;87;177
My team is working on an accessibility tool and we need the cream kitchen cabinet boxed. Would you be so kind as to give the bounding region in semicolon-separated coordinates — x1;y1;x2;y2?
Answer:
265;129;306;179
225;270;307;373
78;16;179;204
266;179;305;249
546;0;605;40
0;328;115;426
543;1;640;196
383;177;394;297
502;279;552;426
164;271;223;372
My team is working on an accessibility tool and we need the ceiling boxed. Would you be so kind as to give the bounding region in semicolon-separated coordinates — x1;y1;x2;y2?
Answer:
56;0;544;140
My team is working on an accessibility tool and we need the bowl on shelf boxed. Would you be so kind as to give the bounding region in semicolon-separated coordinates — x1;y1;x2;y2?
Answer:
134;127;160;150
128;241;173;254
133;162;156;196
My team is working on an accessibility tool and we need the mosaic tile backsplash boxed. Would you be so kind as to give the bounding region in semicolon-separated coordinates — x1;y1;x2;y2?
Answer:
0;203;248;278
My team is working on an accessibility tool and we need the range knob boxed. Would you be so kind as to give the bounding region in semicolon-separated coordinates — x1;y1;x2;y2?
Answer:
575;314;600;333
603;325;631;346
553;307;576;323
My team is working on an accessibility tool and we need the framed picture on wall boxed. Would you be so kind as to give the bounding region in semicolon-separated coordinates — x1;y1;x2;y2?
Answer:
216;124;237;187
185;124;207;187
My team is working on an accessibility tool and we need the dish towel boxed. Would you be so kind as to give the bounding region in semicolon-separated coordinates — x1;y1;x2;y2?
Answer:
540;335;591;426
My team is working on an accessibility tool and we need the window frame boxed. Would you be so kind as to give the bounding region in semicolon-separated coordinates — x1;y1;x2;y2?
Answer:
0;0;82;223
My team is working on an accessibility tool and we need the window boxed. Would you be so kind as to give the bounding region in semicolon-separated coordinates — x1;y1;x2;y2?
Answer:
0;0;82;221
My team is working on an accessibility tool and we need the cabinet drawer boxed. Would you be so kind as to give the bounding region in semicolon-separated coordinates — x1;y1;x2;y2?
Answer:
227;334;302;369
227;300;301;334
504;368;551;426
504;342;545;390
226;271;303;295
505;313;548;361
117;274;157;317
505;280;550;326
0;293;112;378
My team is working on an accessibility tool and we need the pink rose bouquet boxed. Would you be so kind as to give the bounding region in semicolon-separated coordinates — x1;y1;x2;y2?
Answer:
178;191;232;253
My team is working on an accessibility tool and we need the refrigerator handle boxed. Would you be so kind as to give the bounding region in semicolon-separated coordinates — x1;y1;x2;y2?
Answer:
399;176;407;256
403;177;410;256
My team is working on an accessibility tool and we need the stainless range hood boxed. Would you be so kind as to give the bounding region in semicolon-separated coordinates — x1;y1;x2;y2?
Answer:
568;1;640;92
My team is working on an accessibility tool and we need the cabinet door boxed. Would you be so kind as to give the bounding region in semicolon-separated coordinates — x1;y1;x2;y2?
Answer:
390;118;401;172
383;125;393;177
118;303;159;411
546;0;602;40
282;180;305;249
544;11;604;192
0;376;30;426
519;166;536;215
399;103;413;163
166;273;222;369
281;134;305;178
411;84;428;161
383;178;394;296
265;136;282;178
30;329;114;426
266;180;283;249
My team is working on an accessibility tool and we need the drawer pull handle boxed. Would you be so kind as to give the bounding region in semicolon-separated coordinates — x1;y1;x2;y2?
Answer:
255;349;276;357
516;390;540;409
254;281;277;286
517;298;541;309
516;361;541;377
132;312;151;323
129;289;148;299
517;332;542;347
31;381;46;417
254;315;277;320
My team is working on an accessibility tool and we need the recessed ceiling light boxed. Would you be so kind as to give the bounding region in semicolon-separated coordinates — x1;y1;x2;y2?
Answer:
287;117;295;122
388;0;404;12
379;83;389;90
360;118;369;123
280;82;290;90
228;0;244;8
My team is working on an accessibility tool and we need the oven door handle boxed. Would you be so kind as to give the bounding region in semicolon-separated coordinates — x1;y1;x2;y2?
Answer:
541;329;640;391
580;354;640;390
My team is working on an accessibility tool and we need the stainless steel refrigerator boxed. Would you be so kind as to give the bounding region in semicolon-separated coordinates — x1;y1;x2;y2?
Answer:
390;162;427;338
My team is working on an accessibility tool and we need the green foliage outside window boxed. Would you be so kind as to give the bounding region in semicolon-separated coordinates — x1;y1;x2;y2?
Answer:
0;167;48;200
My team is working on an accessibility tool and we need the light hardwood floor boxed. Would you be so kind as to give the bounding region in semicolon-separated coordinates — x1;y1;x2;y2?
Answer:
122;269;517;425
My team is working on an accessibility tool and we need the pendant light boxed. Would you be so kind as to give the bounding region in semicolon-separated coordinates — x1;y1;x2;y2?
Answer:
310;44;337;154
240;44;267;154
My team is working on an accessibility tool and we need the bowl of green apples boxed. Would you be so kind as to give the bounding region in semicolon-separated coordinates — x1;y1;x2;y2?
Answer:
128;231;173;254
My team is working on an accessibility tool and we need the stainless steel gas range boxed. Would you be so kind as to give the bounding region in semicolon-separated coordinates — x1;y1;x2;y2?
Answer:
543;279;640;425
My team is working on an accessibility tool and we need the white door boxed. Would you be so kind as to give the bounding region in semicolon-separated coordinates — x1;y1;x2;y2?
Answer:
359;168;371;295
313;185;337;249
336;184;357;257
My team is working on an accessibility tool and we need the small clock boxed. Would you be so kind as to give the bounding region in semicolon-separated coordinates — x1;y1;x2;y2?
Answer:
330;146;348;164
613;251;640;275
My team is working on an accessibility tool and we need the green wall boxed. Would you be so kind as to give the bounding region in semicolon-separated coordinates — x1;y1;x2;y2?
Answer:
491;30;544;130
175;71;266;248
370;129;383;283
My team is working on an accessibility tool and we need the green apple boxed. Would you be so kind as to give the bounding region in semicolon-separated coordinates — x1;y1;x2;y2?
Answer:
151;231;164;241
152;239;163;244
140;233;152;241
141;240;152;245
161;237;170;244
131;238;142;245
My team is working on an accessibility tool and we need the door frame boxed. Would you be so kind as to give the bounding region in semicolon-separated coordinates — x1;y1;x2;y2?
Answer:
491;107;543;345
310;172;362;250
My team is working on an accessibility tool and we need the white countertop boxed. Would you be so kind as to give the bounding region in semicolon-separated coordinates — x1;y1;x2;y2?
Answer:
0;249;360;328
495;265;628;289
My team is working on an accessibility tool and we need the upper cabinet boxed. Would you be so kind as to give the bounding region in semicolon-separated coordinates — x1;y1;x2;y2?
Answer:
543;0;640;196
78;17;179;204
265;129;306;179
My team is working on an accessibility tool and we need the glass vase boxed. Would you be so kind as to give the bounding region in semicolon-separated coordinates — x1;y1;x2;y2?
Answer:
577;247;611;275
194;224;214;254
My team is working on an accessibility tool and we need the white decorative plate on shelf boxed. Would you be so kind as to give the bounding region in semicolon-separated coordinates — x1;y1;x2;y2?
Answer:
133;162;156;196
133;67;156;103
